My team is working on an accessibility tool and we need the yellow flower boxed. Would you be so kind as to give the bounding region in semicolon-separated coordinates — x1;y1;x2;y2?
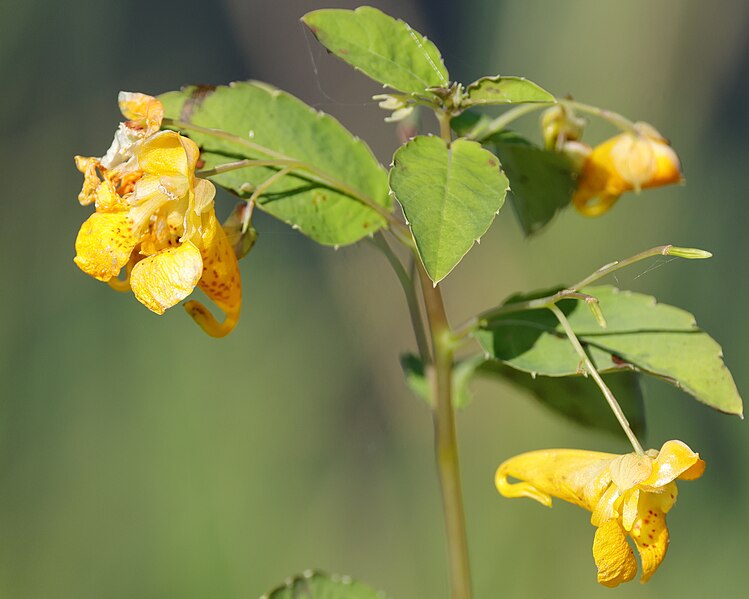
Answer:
495;440;705;587
75;92;164;207
572;123;683;217
74;123;241;337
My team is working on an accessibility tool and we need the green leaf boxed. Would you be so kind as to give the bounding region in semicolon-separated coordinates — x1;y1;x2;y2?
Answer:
266;571;387;599
390;136;509;282
487;134;577;236
302;7;449;95
401;353;483;410
449;110;489;138
479;362;646;437
474;285;743;416
462;76;554;107
159;81;390;247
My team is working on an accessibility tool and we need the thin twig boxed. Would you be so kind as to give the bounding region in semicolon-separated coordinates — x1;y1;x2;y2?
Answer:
548;304;644;454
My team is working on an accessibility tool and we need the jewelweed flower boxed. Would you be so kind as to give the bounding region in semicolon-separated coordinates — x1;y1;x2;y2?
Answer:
495;440;705;587
572;122;683;217
74;96;241;337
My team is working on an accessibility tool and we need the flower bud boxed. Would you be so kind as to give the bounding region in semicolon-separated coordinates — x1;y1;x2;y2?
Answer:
664;246;712;260
373;94;414;122
541;104;586;150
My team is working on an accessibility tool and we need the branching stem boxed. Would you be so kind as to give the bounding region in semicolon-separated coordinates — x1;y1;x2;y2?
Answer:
456;245;681;336
164;117;414;245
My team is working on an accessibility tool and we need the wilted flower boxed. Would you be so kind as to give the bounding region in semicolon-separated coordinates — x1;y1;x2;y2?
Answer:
495;440;705;587
73;96;241;337
572;122;682;216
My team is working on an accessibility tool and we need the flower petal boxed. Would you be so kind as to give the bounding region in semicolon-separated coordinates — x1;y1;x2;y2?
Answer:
572;190;620;217
641;440;705;489
118;91;164;133
590;481;621;527
571;128;681;217
496;449;615;511
94;179;124;212
136;131;192;178
100;122;143;170
130;242;203;314
620;488;641;532
183;212;242;337
197;213;241;313
630;493;670;583
610;133;656;191
593;520;638;587
609;453;653;491
648;141;682;187
74;211;139;281
193;178;217;215
74;156;101;206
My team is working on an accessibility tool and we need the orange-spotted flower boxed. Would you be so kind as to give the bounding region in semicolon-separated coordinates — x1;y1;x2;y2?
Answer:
74;96;241;337
572;122;683;217
496;440;705;587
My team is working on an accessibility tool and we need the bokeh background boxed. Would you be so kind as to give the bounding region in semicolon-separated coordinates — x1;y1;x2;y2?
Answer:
1;0;748;597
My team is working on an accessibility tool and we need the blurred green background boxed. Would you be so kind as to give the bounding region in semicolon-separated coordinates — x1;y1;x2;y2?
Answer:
1;0;747;597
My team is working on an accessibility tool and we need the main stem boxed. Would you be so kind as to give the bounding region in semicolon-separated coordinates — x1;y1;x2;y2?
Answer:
416;264;472;599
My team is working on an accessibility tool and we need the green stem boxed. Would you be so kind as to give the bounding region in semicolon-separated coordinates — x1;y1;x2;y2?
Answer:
466;98;638;143
438;111;453;144
456;244;680;336
241;166;292;226
548;304;644;455
196;158;300;177
164;117;414;245
416;264;472;599
469;102;551;141
369;234;431;362
558;99;636;132
572;244;674;289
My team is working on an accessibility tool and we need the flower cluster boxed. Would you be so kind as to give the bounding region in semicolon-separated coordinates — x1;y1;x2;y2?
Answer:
73;93;241;337
496;440;705;587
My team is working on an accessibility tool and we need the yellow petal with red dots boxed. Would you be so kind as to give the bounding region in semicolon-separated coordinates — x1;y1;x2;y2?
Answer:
74;211;139;281
593;520;638;587
630;493;670;583
496;441;704;587
198;213;242;314
184;211;242;337
130;242;203;314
